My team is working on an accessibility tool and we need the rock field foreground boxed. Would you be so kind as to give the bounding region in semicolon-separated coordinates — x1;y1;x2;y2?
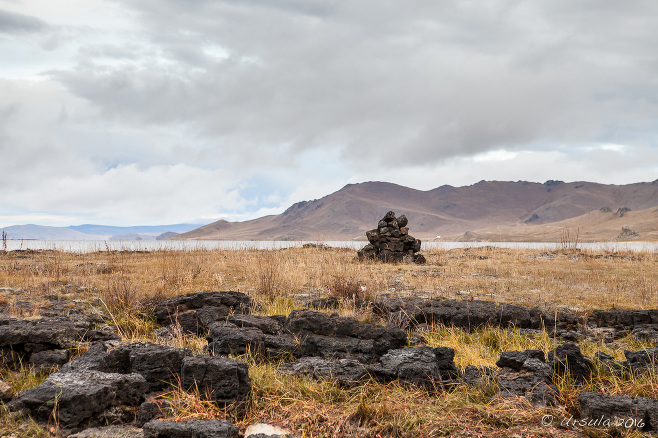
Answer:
1;290;658;436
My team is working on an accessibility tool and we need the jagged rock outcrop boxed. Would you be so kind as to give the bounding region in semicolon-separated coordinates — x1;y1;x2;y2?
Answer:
357;211;425;263
614;207;631;217
617;225;639;240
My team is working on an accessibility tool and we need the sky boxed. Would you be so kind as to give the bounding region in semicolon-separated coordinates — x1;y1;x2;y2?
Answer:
1;0;657;227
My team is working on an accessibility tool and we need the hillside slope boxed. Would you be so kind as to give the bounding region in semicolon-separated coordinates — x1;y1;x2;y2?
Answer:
178;180;658;241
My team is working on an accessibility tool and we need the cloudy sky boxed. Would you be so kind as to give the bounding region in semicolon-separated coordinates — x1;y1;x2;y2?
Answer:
1;0;657;227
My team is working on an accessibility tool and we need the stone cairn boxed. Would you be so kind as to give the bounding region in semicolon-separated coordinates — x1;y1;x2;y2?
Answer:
357;211;426;263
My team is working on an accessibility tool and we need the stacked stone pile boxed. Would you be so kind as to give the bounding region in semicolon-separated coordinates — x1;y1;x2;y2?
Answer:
357;211;425;263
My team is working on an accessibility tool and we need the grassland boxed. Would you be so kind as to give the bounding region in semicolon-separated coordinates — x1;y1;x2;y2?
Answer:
0;245;657;437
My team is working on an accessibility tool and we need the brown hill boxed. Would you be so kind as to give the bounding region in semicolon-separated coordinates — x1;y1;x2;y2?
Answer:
450;207;658;242
177;180;658;241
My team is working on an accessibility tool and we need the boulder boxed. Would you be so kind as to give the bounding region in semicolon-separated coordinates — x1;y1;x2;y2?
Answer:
180;356;251;405
206;322;296;358
370;346;459;389
282;310;406;362
548;343;594;381
278;357;369;387
206;322;265;356
227;314;285;335
624;347;658;373
579;392;657;432
8;370;147;433
62;342;192;392
152;291;251;335
496;350;546;372
143;419;239;438
29;349;69;370
68;426;145;438
372;296;570;331
0;316;117;368
135;398;175;427
496;358;557;406
594;351;627;374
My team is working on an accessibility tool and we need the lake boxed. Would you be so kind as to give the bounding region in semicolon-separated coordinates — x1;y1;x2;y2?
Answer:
3;240;658;253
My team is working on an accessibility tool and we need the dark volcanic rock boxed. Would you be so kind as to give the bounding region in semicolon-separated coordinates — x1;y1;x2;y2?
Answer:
29;348;69;370
370;346;459;389
206;322;265;356
591;308;658;331
548;343;594;381
579;392;658;432
631;324;658;343
496;359;557;406
0;316;115;368
624;347;658;373
152;291;251;335
496;350;546;372
461;365;495;387
373;296;571;331
298;334;375;363
495;354;557;407
135;398;175;427
143;419;239;438
181;356;251;405
68;425;145;438
227;314;285;335
63;342;192;391
284;310;406;361
206;321;296;359
594;351;627;374
278;357;370;386
308;297;340;310
8;370;147;432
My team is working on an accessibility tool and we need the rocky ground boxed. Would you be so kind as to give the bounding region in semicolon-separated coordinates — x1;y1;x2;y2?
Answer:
0;286;657;437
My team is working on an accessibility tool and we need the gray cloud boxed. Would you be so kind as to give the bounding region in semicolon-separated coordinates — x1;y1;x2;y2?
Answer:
1;0;658;227
0;8;48;33
41;0;657;170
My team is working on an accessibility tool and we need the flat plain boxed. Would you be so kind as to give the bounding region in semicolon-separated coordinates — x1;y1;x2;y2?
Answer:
0;245;657;437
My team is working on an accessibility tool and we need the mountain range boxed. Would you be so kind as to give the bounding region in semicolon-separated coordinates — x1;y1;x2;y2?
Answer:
4;180;658;242
0;224;199;241
177;180;658;242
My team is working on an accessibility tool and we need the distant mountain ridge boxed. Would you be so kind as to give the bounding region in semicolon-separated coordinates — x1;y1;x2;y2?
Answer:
178;180;658;242
0;223;199;241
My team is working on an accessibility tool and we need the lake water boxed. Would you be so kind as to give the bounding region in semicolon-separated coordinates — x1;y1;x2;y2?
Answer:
3;240;658;253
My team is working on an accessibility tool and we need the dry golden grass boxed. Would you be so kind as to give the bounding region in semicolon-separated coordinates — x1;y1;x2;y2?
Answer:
1;246;657;315
1;246;657;437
